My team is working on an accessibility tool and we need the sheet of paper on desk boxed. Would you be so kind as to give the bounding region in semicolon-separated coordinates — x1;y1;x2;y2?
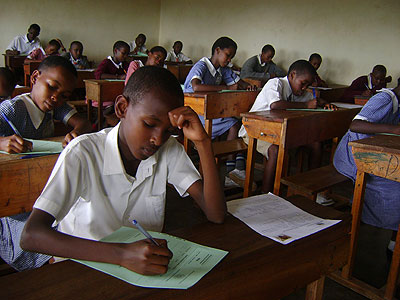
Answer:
0;139;63;155
227;193;341;245
331;102;363;109
73;227;228;289
308;86;332;90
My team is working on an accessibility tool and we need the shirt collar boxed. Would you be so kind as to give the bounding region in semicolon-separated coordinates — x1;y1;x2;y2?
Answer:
103;123;158;181
367;74;373;89
200;57;221;77
108;56;122;69
258;54;266;67
19;93;47;129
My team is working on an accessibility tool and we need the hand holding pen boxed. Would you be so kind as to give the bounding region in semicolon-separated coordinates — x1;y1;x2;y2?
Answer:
0;112;32;153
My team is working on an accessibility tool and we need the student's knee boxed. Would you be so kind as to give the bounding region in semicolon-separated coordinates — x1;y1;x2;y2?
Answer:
230;122;240;134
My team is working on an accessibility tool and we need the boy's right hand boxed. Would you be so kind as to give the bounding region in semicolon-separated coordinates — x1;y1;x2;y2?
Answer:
0;135;33;153
306;99;318;109
119;239;173;275
361;90;373;97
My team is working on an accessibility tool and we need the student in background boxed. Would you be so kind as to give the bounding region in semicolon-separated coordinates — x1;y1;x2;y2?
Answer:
95;41;130;80
6;24;41;56
62;41;90;69
240;44;286;85
165;41;192;64
334;80;400;253
341;65;392;103
0;67;16;102
238;60;335;195
0;56;92;271
129;33;148;55
26;39;65;61
19;66;225;274
125;46;167;85
184;36;254;183
309;53;328;87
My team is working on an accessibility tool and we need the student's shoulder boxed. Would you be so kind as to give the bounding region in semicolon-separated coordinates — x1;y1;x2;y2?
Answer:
244;55;258;63
158;136;185;157
62;128;111;157
351;75;367;85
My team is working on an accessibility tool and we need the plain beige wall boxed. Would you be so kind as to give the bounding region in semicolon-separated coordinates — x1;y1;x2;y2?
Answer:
159;0;400;86
0;0;161;67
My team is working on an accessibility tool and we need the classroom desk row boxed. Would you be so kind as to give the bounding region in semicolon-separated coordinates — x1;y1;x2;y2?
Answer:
1;195;351;300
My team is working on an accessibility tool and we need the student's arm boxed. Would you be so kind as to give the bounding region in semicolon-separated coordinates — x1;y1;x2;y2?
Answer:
191;78;229;92
270;99;317;110
342;77;368;103
169;107;226;223
63;113;92;146
240;57;267;80
237;79;257;91
0;135;32;153
100;73;126;80
21;208;173;275
6;49;19;55
350;120;400;135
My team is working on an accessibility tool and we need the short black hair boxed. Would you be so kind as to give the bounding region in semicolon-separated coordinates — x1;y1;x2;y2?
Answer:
309;53;322;62
38;56;78;78
28;24;40;33
137;33;146;41
149;46;167;58
124;66;183;107
372;65;387;75
261;44;275;54
212;37;237;55
173;41;183;47
48;39;61;50
288;60;317;77
70;41;83;49
113;41;130;52
0;67;16;91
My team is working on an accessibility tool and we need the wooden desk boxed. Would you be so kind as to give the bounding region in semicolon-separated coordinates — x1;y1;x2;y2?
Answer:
166;64;193;84
11;86;31;98
307;84;348;103
330;135;400;300
0;136;64;217
76;69;95;89
3;54;26;71
183;91;258;151
241;108;360;197
84;79;125;131
0;195;350;300
243;77;264;88
354;95;370;106
23;60;41;86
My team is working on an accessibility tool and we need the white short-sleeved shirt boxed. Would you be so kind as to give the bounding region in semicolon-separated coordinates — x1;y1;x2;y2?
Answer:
7;34;41;55
239;76;313;137
34;123;201;240
166;50;191;63
129;41;147;54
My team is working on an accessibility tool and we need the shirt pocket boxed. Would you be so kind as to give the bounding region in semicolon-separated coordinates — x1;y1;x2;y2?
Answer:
144;192;166;231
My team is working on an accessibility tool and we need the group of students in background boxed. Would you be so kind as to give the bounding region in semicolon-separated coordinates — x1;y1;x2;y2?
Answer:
0;22;398;276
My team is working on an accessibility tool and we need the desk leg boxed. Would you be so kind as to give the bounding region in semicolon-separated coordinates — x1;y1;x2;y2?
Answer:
244;137;257;198
342;170;366;279
273;145;288;196
97;101;103;131
87;100;92;122
204;119;212;138
305;276;325;300
385;225;400;300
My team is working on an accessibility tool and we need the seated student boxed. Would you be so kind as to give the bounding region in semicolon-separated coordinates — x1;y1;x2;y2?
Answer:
334;81;400;253
129;33;148;55
309;53;328;87
125;46;167;85
18;66;226;274
95;41;130;80
165;41;192;64
240;44;286;84
0;56;92;271
26;39;65;61
184;36;254;177
6;24;41;56
341;65;392;103
62;41;90;69
0;67;16;102
238;60;335;194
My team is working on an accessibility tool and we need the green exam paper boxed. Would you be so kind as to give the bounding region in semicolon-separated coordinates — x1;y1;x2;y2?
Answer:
73;227;228;289
0;139;63;155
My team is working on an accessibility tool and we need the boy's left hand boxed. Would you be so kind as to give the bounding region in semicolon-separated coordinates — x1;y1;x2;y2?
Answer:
168;106;209;143
323;103;338;110
63;131;78;147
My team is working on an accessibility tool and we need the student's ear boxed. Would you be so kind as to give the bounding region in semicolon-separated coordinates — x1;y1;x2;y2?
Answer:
30;70;41;86
115;95;129;119
214;47;221;55
288;70;296;81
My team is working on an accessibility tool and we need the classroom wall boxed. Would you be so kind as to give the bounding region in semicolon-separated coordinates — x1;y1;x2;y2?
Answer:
0;0;161;67
159;0;400;87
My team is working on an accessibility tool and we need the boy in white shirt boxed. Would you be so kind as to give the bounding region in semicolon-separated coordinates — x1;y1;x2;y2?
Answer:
6;24;41;56
165;41;192;64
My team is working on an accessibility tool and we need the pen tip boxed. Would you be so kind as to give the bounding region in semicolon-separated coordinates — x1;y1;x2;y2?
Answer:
132;220;137;225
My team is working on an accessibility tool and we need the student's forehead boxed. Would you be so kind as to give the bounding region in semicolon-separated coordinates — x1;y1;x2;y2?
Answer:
40;66;75;82
71;44;82;50
118;47;129;53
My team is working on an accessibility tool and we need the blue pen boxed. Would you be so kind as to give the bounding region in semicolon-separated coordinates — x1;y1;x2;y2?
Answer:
132;220;160;246
1;112;21;136
312;88;316;99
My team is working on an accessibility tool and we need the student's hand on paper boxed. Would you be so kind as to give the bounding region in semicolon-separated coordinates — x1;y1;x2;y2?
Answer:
63;131;78;147
0;135;32;153
306;99;318;109
169;106;209;144
227;83;238;90
246;85;257;91
361;89;373;97
120;239;173;275
324;103;338;110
